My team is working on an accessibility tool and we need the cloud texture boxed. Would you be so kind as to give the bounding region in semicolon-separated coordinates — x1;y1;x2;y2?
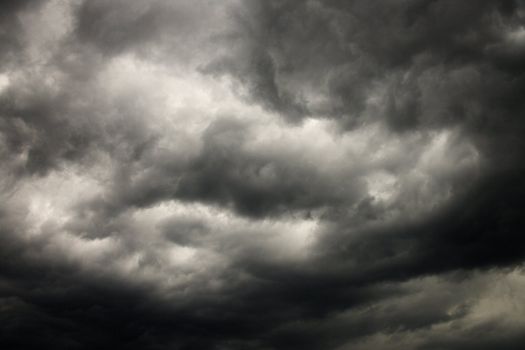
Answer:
1;1;525;349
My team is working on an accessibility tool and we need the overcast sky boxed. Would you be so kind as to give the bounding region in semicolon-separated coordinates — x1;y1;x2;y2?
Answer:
1;1;525;349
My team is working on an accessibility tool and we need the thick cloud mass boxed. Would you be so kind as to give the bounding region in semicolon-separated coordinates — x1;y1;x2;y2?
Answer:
1;1;525;349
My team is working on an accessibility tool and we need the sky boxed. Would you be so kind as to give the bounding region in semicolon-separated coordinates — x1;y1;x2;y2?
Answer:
1;1;525;349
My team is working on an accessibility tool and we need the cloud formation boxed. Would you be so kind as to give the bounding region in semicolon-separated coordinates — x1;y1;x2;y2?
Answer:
1;1;525;349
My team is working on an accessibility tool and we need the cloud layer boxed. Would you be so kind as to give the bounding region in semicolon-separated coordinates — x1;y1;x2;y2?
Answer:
1;1;525;349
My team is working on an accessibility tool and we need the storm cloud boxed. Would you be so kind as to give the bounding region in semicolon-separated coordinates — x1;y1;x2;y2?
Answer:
1;1;525;349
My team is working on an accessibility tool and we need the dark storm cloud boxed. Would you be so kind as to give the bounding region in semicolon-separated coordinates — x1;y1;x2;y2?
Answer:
75;0;196;54
1;1;525;350
215;0;525;130
174;117;365;217
0;208;469;350
206;0;525;287
0;42;155;179
68;115;373;231
2;208;518;350
311;167;525;286
0;78;96;176
0;202;417;350
0;0;46;68
0;2;106;178
73;0;237;67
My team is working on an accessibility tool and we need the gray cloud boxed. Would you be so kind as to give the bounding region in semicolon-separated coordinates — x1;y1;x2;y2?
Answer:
1;1;525;349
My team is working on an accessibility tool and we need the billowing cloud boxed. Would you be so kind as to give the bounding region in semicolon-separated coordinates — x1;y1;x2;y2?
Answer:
1;1;525;349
